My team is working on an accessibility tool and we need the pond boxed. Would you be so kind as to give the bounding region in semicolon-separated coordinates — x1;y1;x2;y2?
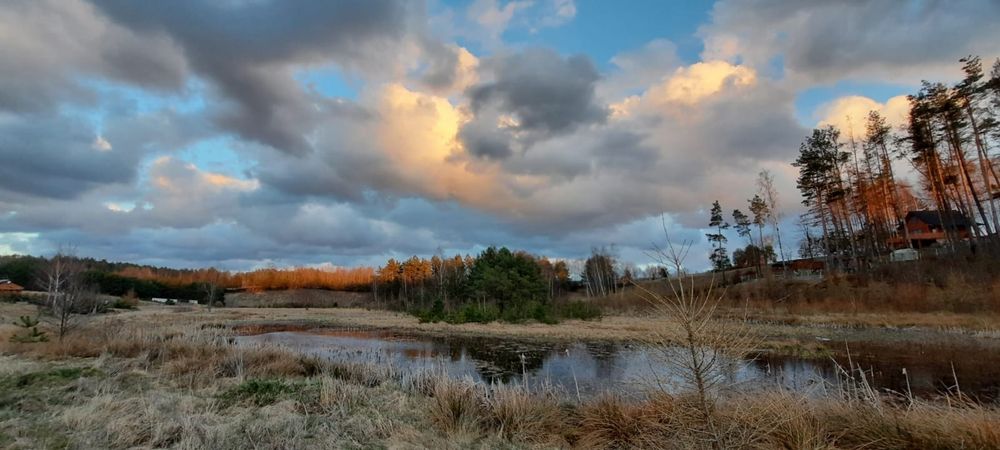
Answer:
235;328;1000;401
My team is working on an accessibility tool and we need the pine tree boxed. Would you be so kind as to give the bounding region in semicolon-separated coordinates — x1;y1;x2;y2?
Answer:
706;201;731;272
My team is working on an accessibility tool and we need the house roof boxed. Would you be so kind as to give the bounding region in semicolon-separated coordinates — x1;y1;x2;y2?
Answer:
0;280;24;291
905;210;971;229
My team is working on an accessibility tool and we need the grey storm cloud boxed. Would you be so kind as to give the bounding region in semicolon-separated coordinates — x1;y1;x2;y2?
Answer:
418;41;467;92
460;48;607;159
0;0;188;114
89;0;421;155
0;114;142;199
701;0;1000;83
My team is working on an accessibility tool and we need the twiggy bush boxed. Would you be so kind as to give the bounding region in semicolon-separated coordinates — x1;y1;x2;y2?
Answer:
633;230;759;446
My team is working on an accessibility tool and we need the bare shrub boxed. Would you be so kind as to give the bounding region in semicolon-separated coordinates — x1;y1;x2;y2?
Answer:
633;227;759;445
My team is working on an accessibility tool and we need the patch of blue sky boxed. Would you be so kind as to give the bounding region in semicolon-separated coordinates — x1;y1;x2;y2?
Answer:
176;137;252;178
499;0;713;68
78;77;206;115
794;80;914;127
56;77;207;137
294;67;361;100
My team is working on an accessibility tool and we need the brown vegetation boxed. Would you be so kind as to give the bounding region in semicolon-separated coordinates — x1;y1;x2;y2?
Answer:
2;302;999;449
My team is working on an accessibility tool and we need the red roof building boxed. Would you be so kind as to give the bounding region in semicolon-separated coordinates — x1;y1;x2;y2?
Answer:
0;279;24;293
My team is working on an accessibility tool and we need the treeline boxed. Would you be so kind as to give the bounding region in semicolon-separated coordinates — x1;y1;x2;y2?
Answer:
0;255;224;303
374;247;571;309
3;255;377;292
115;265;374;292
794;56;1000;270
0;254;368;301
81;271;224;304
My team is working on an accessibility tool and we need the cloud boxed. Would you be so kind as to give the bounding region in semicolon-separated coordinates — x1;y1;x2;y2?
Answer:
0;112;142;199
699;0;1000;85
815;95;910;138
0;0;187;113
88;0;434;155
461;48;607;158
418;44;480;94
91;136;113;152
601;39;682;100
645;60;756;107
610;60;759;121
468;0;533;46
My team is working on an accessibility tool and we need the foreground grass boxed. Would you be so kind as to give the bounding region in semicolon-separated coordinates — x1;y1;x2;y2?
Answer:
2;303;999;449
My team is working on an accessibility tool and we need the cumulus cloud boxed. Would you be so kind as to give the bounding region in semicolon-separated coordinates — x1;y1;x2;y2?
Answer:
815;95;910;139
645;60;756;107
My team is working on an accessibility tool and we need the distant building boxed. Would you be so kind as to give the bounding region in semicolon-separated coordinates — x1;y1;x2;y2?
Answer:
771;258;825;275
890;248;919;262
0;279;24;294
890;210;972;249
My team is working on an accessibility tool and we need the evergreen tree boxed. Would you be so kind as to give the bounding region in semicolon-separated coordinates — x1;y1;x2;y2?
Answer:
706;200;731;271
748;195;770;275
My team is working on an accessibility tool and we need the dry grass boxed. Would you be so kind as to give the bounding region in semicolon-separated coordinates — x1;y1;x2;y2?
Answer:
575;393;683;449
427;377;485;433
2;302;1000;449
482;384;566;445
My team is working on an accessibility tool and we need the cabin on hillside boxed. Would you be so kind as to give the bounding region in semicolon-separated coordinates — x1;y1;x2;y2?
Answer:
0;279;24;295
890;210;972;249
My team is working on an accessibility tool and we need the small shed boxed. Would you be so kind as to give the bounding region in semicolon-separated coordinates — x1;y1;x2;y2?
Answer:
890;248;919;262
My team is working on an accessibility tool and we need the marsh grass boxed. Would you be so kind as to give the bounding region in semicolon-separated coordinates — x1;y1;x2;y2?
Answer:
1;307;1000;449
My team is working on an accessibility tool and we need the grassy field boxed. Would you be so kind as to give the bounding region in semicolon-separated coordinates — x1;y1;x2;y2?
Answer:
1;302;999;449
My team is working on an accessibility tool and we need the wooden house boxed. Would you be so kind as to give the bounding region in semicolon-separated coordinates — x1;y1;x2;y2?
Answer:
891;210;972;249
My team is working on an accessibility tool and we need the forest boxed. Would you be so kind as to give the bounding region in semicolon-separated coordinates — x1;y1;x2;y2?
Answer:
705;56;1000;275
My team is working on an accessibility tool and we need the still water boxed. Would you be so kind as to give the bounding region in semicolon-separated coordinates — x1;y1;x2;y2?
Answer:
235;329;1000;401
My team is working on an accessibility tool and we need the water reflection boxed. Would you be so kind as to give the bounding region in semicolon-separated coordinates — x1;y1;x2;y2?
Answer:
235;329;1000;401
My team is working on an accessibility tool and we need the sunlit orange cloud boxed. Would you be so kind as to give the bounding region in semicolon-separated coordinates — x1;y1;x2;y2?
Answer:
149;156;258;194
374;83;516;211
816;95;910;140
610;60;757;118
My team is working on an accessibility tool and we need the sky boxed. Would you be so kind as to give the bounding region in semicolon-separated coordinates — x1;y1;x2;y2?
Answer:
0;0;998;271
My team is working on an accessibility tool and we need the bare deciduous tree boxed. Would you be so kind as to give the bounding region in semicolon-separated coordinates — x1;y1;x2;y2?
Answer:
41;251;98;341
757;170;787;268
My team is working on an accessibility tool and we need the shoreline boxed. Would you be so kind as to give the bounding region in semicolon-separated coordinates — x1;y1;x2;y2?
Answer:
156;305;1000;356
